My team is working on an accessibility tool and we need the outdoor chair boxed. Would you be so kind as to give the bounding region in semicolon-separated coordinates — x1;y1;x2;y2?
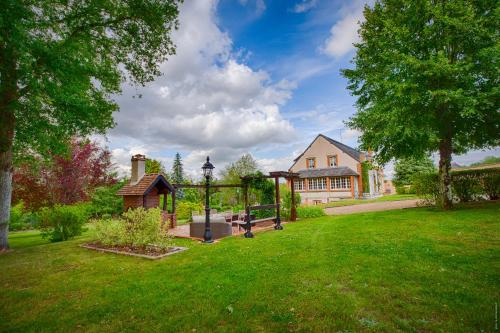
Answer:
233;210;247;234
210;208;218;215
190;215;231;239
224;211;233;223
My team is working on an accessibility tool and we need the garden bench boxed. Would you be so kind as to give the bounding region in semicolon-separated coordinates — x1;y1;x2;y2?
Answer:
237;217;276;238
236;217;276;228
239;203;281;238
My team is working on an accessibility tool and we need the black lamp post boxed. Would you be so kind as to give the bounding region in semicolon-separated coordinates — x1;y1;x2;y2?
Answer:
202;156;215;243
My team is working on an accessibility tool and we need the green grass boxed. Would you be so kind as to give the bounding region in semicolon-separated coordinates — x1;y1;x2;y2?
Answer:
176;218;190;226
321;193;418;208
7;230;51;249
1;202;499;332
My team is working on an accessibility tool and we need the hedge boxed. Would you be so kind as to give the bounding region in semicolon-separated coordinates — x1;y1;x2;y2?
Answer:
361;162;370;193
452;167;499;201
412;167;500;205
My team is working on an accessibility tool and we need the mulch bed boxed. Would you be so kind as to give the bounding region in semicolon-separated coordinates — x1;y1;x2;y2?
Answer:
81;242;188;260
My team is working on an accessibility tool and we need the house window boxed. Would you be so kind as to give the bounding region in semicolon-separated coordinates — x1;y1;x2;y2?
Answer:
330;177;351;190
306;158;316;169
328;155;338;167
294;179;304;191
308;178;327;190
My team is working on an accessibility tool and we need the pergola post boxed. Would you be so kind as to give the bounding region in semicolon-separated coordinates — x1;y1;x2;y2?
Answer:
172;190;176;214
244;184;249;209
162;191;168;211
290;177;297;221
274;176;282;230
244;204;253;238
171;190;176;228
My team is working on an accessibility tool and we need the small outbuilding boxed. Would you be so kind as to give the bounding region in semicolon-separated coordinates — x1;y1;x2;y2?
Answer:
117;154;177;228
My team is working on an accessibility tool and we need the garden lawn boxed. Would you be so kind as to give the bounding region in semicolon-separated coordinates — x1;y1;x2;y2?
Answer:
1;202;499;332
321;194;418;208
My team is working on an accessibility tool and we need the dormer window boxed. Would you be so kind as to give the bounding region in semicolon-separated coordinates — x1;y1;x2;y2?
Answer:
328;155;338;167
306;157;316;169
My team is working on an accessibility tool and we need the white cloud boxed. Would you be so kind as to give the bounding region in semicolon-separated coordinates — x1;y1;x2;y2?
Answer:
451;148;500;167
109;0;295;175
342;128;361;140
238;0;266;17
111;146;151;177
321;1;367;58
292;0;318;13
257;155;295;173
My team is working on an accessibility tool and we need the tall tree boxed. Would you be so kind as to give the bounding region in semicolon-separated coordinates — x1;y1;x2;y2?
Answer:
220;154;260;180
343;0;499;209
220;154;260;206
0;0;181;250
171;152;184;184
12;138;117;210
146;158;167;175
393;156;436;186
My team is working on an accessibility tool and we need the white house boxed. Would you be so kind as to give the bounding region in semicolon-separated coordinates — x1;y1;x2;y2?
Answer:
288;134;384;205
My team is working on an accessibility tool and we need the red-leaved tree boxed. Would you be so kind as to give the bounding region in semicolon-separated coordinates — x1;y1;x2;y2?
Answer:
13;138;116;210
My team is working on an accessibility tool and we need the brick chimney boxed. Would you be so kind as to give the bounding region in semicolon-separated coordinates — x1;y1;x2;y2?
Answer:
130;154;146;184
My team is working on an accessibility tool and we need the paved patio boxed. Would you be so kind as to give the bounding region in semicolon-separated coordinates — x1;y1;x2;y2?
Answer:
169;220;281;239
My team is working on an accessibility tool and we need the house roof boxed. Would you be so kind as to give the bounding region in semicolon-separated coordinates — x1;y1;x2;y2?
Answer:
297;167;359;179
320;135;363;162
117;174;174;196
292;134;363;166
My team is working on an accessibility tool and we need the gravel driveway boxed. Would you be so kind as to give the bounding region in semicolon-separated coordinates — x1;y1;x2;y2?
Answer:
324;199;421;215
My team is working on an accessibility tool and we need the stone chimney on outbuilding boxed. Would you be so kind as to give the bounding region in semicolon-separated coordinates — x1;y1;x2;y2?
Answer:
130;154;146;184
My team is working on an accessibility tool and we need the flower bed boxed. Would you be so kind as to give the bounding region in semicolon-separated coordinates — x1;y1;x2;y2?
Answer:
87;207;181;258
81;242;188;260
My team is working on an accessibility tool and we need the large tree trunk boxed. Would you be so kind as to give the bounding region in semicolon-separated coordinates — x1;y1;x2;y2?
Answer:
0;45;17;251
438;137;453;210
0;149;13;250
0;108;14;251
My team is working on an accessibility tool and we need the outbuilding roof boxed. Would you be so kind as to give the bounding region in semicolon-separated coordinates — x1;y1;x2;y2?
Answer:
117;174;174;196
297;167;359;179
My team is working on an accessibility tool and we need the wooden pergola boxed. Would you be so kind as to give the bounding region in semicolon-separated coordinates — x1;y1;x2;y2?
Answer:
172;171;299;231
240;171;300;225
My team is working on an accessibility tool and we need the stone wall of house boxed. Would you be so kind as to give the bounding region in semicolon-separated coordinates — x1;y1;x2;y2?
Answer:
124;195;143;211
123;188;161;210
290;135;360;172
144;188;160;209
300;191;352;205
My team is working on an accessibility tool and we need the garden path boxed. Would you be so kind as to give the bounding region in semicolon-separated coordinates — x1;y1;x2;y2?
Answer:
324;199;421;215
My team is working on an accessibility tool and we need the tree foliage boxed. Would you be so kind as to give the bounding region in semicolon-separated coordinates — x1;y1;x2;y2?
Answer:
393;156;436;186
146;158;166;175
342;0;499;209
220;154;260;181
1;0;181;156
220;154;260;206
171;152;184;184
39;203;89;242
0;0;181;249
89;181;126;218
12;138;117;210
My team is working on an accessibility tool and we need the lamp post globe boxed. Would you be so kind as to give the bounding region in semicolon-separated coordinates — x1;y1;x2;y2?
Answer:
202;156;214;243
202;156;214;178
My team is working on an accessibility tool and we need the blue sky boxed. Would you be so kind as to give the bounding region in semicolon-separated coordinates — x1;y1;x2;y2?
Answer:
217;0;357;139
106;0;499;179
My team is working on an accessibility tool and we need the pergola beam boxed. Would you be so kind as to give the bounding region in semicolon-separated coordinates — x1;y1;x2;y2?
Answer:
173;184;244;188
